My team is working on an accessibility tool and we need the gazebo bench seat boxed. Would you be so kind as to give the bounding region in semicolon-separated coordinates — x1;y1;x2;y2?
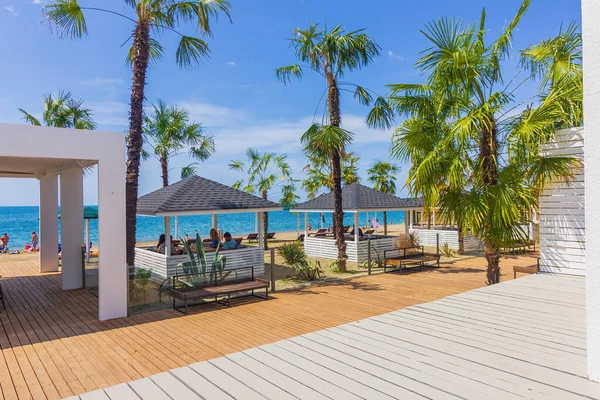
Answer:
382;247;440;273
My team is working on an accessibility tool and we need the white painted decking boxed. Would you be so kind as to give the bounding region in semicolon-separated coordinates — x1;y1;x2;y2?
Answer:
68;274;600;399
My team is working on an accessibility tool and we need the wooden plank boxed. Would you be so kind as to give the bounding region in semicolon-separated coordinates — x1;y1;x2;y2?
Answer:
189;362;267;400
103;383;141;400
149;372;202;399
128;378;171;400
79;389;110;400
170;367;233;400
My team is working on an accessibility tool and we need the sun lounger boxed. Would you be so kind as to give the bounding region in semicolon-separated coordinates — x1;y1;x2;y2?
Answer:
266;232;276;239
245;233;258;242
297;234;305;242
308;228;327;237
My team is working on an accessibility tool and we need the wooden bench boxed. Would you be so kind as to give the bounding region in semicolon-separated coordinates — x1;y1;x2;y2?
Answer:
382;247;440;273
169;266;269;314
513;258;540;279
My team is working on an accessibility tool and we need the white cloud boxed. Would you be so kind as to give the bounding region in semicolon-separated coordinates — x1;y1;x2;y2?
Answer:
387;50;403;62
5;5;17;16
81;77;124;86
227;61;236;66
180;101;251;127
31;0;44;4
86;101;129;127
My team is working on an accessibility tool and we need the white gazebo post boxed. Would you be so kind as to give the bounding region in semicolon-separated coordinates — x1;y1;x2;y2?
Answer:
409;210;414;230
304;212;309;236
583;0;600;381
404;210;409;237
39;174;58;273
60;167;84;290
212;214;218;230
354;212;359;242
257;212;264;249
163;216;170;255
174;216;179;239
85;218;90;263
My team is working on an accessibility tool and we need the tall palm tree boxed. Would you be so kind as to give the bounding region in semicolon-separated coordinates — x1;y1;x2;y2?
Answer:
19;90;96;130
43;0;231;266
367;160;399;235
144;99;214;187
370;1;580;284
230;149;296;249
277;23;381;272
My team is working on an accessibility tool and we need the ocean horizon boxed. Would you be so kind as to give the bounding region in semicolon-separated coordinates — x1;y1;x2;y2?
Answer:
0;206;406;248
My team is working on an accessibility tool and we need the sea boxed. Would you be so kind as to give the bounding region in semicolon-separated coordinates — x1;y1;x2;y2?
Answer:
0;206;406;248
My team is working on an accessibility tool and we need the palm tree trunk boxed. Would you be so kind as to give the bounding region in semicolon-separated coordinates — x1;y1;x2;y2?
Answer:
383;211;388;235
125;20;151;268
481;120;501;284
161;154;169;188
457;220;464;255
326;71;347;272
262;190;269;250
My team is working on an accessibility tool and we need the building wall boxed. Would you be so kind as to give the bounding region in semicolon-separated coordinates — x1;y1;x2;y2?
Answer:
539;127;585;275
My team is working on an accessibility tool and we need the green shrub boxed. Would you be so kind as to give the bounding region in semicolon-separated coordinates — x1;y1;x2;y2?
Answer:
278;241;307;265
292;260;324;280
441;243;455;258
134;268;152;302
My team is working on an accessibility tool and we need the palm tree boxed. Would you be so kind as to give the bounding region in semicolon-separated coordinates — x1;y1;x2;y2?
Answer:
230;149;296;249
43;0;231;266
302;152;360;199
19;91;96;129
143;99;214;187
277;23;381;272
370;1;580;284
367;160;399;235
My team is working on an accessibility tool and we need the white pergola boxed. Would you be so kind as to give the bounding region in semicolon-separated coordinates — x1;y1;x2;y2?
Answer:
0;123;126;321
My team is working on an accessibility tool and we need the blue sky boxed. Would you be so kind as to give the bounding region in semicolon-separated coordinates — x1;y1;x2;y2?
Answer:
0;0;582;206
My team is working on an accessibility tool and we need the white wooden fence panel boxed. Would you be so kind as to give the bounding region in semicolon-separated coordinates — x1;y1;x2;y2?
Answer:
304;236;397;263
410;229;480;250
539;127;585;275
135;246;265;278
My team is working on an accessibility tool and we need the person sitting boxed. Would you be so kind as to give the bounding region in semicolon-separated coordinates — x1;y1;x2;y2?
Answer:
221;232;238;250
0;233;9;251
209;228;220;248
156;234;174;254
350;225;365;239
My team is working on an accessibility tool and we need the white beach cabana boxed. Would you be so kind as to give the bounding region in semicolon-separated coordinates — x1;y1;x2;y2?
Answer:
0;123;126;321
292;183;423;262
134;176;282;278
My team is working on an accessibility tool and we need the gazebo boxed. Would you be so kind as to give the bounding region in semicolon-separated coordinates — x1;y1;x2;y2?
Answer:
292;183;422;262
135;176;282;278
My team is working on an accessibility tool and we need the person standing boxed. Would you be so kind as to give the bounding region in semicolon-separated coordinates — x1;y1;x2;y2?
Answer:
31;231;39;250
0;233;9;250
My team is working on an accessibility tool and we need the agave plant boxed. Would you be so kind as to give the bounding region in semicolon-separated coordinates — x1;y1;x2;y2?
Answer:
159;232;229;295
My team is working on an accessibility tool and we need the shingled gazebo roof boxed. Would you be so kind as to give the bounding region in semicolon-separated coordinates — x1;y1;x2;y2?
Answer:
291;183;422;213
137;176;283;216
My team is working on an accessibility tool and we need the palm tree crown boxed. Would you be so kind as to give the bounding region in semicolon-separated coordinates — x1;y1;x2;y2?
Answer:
19;90;96;130
143;99;214;187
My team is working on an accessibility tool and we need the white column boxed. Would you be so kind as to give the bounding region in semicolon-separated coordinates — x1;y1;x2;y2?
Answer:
163;217;170;255
304;212;308;236
212;214;218;230
85;219;90;263
404;211;409;236
97;157;127;320
60;168;84;290
257;212;264;249
583;0;600;381
255;213;260;233
409;210;413;230
39;175;58;273
174;216;179;239
354;212;359;242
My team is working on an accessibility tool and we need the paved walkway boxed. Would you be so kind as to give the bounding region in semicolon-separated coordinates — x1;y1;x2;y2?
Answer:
71;274;600;400
0;253;539;399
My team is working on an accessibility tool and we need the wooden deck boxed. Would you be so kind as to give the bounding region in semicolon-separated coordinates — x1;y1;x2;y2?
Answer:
73;273;600;400
0;252;544;399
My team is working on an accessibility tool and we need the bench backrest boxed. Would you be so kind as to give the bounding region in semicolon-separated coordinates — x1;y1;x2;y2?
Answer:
384;245;424;259
173;265;255;290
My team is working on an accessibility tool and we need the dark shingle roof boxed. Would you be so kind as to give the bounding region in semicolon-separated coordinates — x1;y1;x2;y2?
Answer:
137;176;282;215
292;183;423;212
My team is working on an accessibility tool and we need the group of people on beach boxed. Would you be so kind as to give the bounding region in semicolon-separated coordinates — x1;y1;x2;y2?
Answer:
0;231;38;254
156;228;240;255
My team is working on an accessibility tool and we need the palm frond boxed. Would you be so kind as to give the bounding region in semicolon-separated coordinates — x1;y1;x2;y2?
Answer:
18;109;42;126
275;65;303;85
44;0;87;39
176;36;210;68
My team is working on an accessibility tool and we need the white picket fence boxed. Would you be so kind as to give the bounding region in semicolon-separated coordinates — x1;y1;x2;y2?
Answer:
539;127;585;276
